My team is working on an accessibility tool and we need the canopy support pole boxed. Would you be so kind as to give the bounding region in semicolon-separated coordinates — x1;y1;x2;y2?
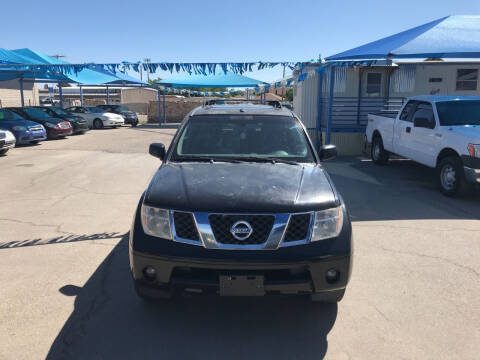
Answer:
106;86;110;104
356;69;363;127
19;76;25;107
326;66;336;145
162;89;166;124
316;71;324;148
58;83;63;108
157;88;162;126
79;85;84;106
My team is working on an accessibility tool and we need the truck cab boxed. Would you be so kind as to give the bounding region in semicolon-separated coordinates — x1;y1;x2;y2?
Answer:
366;95;480;196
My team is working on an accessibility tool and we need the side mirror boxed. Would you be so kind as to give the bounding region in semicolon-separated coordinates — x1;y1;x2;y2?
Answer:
414;117;434;129
319;144;337;161
149;143;166;160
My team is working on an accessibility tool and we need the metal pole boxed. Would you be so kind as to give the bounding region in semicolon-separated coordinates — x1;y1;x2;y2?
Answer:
157;88;161;126
356;68;363;127
106;86;110;104
59;83;63;108
316;71;324;148
326;66;336;145
162;89;166;124
80;85;84;106
19;77;25;107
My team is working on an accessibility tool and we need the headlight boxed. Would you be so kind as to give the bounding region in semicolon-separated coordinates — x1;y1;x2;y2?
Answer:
311;206;343;241
141;205;172;239
12;126;27;131
44;122;55;128
467;144;480;158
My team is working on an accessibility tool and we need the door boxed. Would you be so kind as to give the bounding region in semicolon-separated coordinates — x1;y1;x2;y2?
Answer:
393;100;416;158
410;102;439;166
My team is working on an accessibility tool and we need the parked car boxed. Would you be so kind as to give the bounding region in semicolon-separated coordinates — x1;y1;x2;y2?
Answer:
9;107;72;139
34;106;89;134
97;104;138;126
0;108;47;145
129;103;352;303
366;95;480;196
0;129;16;155
65;106;124;129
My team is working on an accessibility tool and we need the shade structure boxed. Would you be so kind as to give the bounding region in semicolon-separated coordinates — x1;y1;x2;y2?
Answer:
157;72;267;88
326;15;480;61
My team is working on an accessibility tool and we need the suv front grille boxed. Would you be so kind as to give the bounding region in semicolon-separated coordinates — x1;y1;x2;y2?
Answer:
284;214;311;242
209;214;275;245
173;211;200;241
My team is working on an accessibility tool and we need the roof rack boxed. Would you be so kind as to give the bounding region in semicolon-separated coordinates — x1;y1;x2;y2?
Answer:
203;99;282;109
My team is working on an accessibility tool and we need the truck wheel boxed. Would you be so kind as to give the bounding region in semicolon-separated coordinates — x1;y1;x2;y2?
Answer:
311;289;345;303
93;118;104;129
437;156;469;197
371;135;389;165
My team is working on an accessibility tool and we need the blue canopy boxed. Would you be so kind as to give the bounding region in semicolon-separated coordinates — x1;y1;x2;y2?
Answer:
157;72;267;88
326;15;480;61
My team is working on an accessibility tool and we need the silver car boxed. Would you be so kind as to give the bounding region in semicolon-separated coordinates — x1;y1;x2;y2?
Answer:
0;130;16;155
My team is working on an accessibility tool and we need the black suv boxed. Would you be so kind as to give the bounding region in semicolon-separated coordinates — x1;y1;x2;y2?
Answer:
129;103;352;302
97;104;138;126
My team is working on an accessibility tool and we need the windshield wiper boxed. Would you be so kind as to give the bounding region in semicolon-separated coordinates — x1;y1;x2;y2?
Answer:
173;156;243;163
232;156;300;165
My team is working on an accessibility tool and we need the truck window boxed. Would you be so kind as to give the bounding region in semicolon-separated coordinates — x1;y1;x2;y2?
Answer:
412;103;435;128
366;73;382;95
399;101;416;121
456;69;478;91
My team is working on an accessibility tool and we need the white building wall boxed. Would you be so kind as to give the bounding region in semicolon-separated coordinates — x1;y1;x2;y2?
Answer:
0;79;38;107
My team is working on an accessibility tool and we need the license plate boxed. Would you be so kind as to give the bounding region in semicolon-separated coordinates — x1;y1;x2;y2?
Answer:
219;275;265;296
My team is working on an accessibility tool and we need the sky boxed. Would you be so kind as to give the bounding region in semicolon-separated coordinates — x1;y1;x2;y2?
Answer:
2;0;480;83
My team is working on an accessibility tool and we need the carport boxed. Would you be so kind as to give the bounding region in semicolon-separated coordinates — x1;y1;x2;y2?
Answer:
155;72;267;124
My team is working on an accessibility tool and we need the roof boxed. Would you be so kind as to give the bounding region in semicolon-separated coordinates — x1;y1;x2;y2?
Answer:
157;72;267;88
326;15;480;61
408;95;480;102
191;104;293;117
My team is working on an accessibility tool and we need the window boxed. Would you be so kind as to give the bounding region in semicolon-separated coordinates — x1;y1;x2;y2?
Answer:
412;103;435;129
399;101;416;121
456;69;478;91
366;73;382;95
436;100;480;126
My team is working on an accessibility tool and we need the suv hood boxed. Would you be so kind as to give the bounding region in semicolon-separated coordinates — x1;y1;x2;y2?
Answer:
448;125;480;140
145;162;338;213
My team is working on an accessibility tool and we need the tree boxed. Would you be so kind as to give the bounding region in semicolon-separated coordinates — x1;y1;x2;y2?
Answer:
285;88;293;102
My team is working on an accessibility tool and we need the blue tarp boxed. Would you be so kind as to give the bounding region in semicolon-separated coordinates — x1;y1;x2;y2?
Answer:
157;72;267;88
326;15;480;60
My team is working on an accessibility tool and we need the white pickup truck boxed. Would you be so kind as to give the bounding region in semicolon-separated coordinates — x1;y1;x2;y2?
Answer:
366;95;480;196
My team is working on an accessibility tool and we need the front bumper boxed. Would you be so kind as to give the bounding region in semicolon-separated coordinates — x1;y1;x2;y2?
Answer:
71;123;89;133
123;117;138;125
462;155;480;184
46;128;72;138
15;130;47;144
103;118;125;127
0;139;15;150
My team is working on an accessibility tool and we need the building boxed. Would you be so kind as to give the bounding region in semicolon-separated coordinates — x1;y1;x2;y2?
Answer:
292;15;480;155
0;79;39;107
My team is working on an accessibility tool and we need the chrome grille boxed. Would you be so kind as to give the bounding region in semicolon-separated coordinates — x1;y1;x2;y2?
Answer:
284;214;312;242
173;211;200;241
209;214;275;245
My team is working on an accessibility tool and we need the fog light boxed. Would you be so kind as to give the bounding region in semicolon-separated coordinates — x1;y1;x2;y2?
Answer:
143;266;157;280
326;269;340;284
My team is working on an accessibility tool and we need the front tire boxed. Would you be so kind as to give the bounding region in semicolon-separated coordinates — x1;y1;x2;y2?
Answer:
93;118;104;129
0;149;9;155
371;135;389;165
437;156;469;197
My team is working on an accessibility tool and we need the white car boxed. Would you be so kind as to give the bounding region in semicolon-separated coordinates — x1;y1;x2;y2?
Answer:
66;106;124;129
0;130;16;155
366;95;480;196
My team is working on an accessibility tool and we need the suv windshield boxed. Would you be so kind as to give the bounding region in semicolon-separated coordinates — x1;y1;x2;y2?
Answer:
436;100;480;126
23;108;51;119
172;115;315;163
45;107;70;116
107;105;129;112
0;109;25;121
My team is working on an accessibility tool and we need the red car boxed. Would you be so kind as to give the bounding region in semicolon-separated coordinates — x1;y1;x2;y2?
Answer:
8;107;73;139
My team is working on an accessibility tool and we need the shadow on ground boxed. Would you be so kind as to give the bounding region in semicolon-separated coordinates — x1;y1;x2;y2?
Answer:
0;232;124;249
324;157;480;222
47;234;337;360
